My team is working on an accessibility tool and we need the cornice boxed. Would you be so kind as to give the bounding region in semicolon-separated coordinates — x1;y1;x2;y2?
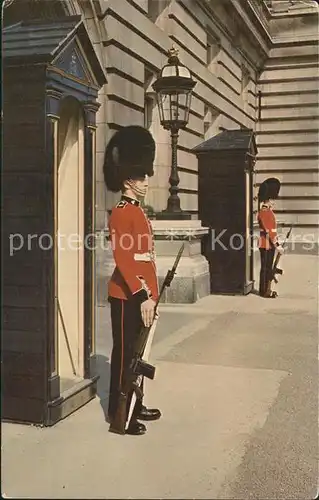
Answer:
195;0;270;70
61;0;82;16
229;0;272;53
269;0;319;16
195;0;318;67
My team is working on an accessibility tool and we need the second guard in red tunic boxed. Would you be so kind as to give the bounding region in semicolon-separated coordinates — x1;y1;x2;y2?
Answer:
257;177;284;298
103;125;161;436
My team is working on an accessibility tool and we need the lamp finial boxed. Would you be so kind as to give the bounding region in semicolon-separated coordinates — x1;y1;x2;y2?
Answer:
167;46;179;62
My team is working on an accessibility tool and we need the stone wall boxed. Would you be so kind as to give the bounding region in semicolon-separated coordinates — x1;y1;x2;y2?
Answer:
256;2;319;241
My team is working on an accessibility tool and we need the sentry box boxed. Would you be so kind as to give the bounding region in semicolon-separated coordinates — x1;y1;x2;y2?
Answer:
193;129;257;296
2;16;106;425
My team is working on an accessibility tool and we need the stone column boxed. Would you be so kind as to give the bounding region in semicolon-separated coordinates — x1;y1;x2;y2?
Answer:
151;220;210;303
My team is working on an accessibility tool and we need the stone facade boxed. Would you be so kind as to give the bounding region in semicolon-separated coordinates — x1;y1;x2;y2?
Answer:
58;0;317;241
257;0;319;243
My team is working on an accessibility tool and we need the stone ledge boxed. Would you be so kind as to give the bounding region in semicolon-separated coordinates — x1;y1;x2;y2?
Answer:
158;272;210;304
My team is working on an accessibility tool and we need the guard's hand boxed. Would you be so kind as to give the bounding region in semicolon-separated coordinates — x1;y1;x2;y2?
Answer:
141;298;156;327
277;245;284;255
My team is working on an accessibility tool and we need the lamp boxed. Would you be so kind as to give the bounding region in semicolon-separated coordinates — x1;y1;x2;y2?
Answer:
152;46;196;219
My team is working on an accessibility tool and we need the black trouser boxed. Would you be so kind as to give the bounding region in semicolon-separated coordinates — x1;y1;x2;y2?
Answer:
108;297;144;421
259;248;275;296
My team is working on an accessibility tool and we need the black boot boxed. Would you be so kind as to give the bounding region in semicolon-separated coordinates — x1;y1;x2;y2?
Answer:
126;419;147;435
137;405;161;421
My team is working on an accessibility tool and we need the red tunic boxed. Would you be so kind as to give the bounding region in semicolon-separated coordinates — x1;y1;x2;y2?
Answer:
108;196;158;303
257;204;279;250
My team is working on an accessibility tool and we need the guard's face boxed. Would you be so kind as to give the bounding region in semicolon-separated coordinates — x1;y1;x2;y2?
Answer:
125;175;149;199
134;175;149;196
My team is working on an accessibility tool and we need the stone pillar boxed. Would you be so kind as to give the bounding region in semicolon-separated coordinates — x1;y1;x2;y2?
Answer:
151;220;210;303
95;220;210;305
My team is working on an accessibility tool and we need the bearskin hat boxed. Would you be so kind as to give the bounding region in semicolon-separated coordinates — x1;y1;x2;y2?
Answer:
103;125;156;193
258;177;281;203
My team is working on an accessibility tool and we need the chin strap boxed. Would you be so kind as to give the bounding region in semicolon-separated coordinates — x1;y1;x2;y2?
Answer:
126;179;146;197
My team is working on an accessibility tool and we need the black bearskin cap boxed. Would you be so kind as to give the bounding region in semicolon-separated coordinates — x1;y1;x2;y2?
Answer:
103;125;156;193
258;177;281;203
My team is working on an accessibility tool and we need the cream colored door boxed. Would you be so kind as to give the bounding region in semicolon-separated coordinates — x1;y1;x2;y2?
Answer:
57;98;84;386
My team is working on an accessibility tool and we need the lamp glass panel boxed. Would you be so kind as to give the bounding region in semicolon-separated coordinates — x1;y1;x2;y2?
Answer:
159;92;171;123
185;92;192;122
170;93;179;122
178;66;191;78
156;88;193;127
178;93;187;122
162;65;177;77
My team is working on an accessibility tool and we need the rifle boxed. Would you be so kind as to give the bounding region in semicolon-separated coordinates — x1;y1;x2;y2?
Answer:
109;243;185;435
271;226;292;284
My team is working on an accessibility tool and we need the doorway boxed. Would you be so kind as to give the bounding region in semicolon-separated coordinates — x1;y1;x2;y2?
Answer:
57;97;85;392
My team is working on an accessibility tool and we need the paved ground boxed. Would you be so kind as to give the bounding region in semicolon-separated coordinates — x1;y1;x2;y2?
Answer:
2;254;318;499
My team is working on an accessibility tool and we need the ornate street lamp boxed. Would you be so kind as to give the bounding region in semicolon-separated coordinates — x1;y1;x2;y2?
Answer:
152;47;196;219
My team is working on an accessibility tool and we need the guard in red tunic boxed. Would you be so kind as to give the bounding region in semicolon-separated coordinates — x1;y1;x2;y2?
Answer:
103;125;161;436
257;177;284;298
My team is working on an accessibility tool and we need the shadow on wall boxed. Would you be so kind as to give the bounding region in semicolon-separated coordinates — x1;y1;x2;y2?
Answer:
95;354;111;422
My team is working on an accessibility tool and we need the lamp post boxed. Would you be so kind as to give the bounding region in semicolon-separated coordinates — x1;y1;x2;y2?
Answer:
152;47;196;220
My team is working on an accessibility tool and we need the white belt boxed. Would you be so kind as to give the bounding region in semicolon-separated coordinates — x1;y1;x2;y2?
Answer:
134;252;154;262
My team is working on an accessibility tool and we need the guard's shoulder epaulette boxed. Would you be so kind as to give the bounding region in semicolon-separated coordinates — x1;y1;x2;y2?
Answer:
115;200;128;209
